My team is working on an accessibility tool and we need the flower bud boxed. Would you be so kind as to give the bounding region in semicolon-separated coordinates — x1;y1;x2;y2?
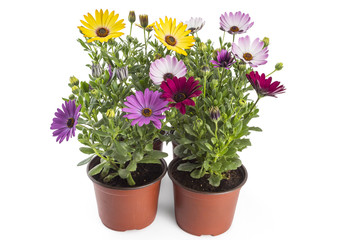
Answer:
196;118;203;128
128;11;136;23
106;109;115;118
154;53;162;60
69;94;75;100
201;65;210;74
199;42;207;52
91;63;102;78
212;48;221;59
209;106;220;121
71;86;79;94
239;99;246;107
139;14;148;28
275;62;283;71
91;89;98;96
262;37;270;48
115;66;129;81
145;23;154;32
126;35;133;43
69;76;79;86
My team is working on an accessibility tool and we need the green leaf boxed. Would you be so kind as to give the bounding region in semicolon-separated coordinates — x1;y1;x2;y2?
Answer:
184;125;197;137
118;168;130;178
190;169;204;179
249;126;262;132
133;152;143;162
178;138;193;145
208;174;222;187
103;173;119;183
80;147;94;154
205;124;215;136
138;159;161;164
113;140;129;156
224;147;237;156
126;161;137;172
205;143;213;151
177;162;201;172
77;155;94;166
143;150;167;160
88;161;107;176
211;137;217;145
93;130;108;137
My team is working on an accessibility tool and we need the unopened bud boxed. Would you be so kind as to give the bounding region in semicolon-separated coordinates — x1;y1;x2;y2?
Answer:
238;61;246;72
115;66;129;81
69;94;75;100
213;48;221;59
145;23;154;32
262;37;270;48
201;65;210;73
69;76;79;86
199;42;207;51
91;63;102;78
106;109;115;118
128;11;136;23
209;106;220;121
196;118;203;128
139;14;148;28
154;53;162;60
239;99;246;107
275;62;283;71
71;86;79;94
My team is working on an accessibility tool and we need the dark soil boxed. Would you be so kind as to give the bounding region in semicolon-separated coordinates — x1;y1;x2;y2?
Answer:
171;160;246;193
94;163;163;188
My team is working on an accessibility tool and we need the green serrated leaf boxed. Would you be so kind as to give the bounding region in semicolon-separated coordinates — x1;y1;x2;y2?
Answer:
208;174;222;187
80;147;94;154
118;168;130;178
126;161;137;172
88;161;107;176
77;155;94;166
177;162;201;172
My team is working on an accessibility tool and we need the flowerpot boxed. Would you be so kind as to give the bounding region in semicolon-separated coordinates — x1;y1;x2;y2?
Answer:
168;158;248;236
87;157;167;231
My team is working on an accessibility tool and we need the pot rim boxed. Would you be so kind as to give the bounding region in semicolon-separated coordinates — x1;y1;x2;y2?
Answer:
87;156;168;190
168;158;248;195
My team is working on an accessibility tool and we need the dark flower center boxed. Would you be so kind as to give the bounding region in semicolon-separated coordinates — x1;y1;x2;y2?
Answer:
230;26;240;32
96;27;109;37
67;118;75;128
163;73;174;81
174;93;187;102
243;52;253;61
142;108;152;117
165;35;177;46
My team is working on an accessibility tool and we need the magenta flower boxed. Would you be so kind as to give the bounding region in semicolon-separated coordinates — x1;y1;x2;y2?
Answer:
50;100;81;143
160;76;202;114
210;49;235;69
150;55;187;85
232;36;269;67
123;89;169;129
220;11;254;34
246;71;286;97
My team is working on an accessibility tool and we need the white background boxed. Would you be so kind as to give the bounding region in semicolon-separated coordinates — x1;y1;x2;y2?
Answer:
1;0;359;239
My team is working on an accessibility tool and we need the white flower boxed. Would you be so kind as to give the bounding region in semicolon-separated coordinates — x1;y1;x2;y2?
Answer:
149;55;187;85
185;17;205;33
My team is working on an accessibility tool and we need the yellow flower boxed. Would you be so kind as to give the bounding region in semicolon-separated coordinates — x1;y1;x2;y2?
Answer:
153;17;195;56
78;9;125;43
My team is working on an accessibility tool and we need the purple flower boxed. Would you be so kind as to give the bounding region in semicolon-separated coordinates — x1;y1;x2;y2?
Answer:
220;11;254;35
149;55;187;85
232;36;269;67
50;100;81;143
246;71;286;97
123;89;169;129
210;49;235;69
108;64;113;80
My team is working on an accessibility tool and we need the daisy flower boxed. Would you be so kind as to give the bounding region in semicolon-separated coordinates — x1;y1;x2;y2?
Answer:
220;11;254;35
123;89;169;129
210;49;235;69
153;17;195;56
149;55;187;85
185;17;205;34
246;71;286;97
160;76;202;114
232;36;269;67
50;100;81;143
78;9;125;43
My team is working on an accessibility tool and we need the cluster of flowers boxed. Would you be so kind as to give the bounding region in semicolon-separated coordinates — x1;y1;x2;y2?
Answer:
51;9;285;144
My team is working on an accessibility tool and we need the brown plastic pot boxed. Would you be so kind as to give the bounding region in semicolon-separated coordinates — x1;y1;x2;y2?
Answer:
168;158;248;236
87;157;167;231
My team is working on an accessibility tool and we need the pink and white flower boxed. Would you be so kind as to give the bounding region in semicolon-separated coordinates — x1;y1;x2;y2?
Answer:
220;11;254;35
149;55;187;85
232;36;269;67
185;17;205;33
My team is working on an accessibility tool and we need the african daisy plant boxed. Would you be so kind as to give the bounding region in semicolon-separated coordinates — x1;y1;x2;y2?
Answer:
159;11;286;187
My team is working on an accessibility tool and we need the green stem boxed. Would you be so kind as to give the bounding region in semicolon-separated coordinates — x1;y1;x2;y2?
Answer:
93;148;118;170
245;96;261;119
144;29;147;55
127;174;136;186
232;34;235;43
222;31;225;48
130;23;133;36
266;69;277;77
203;74;207;97
214;121;219;140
